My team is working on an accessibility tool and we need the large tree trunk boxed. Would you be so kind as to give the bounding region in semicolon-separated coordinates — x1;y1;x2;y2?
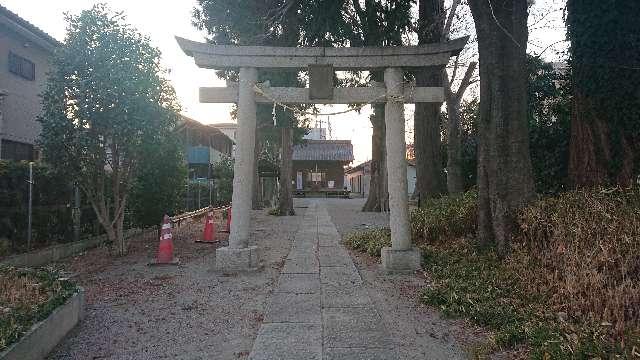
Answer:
445;96;464;194
568;94;635;188
414;0;446;200
444;61;476;194
277;126;294;215
566;0;638;188
90;195;127;256
362;103;389;212
469;0;535;256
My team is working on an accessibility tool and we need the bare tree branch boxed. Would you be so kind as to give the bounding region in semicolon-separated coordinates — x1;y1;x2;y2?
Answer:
455;61;478;102
449;53;461;87
442;0;462;41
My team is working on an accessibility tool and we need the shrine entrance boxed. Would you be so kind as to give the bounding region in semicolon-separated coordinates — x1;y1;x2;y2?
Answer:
176;36;467;273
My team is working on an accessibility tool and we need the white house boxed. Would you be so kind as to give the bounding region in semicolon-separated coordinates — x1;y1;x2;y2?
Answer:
345;159;416;196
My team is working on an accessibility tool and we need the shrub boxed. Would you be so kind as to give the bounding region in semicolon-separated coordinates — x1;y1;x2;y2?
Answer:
344;227;391;257
0;267;77;351
129;133;187;227
421;238;640;358
420;187;640;357
345;191;477;257
515;187;640;341
212;157;233;206
0;161;77;251
410;190;477;244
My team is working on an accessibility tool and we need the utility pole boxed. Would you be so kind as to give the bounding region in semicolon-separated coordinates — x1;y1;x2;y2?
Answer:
27;162;33;249
73;183;81;242
197;178;201;209
208;164;213;206
193;169;199;209
187;168;195;211
0;90;8;160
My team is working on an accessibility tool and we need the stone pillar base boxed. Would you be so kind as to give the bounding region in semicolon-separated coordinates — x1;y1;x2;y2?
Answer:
216;246;260;272
381;247;422;274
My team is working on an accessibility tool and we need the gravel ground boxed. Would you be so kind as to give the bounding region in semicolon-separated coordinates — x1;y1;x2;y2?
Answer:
324;197;491;359
46;198;489;359
48;207;303;360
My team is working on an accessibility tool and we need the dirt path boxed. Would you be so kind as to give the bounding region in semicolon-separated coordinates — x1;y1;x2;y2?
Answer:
48;207;302;360
47;198;486;359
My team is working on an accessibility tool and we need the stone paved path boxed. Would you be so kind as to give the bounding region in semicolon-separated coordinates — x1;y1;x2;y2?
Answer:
248;201;397;360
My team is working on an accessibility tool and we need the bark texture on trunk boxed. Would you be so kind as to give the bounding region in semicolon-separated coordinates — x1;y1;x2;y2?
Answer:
277;126;294;215
444;61;476;194
362;95;389;211
445;95;464;194
568;93;635;188
362;103;389;212
90;193;128;256
469;0;535;256
414;0;446;200
566;0;639;188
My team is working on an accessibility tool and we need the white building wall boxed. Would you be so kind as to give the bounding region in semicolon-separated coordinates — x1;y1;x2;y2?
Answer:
303;127;326;140
211;123;238;158
406;165;416;195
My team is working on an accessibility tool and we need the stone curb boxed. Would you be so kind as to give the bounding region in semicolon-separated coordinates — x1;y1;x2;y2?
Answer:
0;228;143;268
0;287;85;360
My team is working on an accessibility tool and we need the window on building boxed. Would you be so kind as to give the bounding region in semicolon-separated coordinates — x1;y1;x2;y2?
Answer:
1;140;34;161
8;52;36;81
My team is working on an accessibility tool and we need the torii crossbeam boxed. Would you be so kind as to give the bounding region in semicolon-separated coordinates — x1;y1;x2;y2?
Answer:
176;36;468;274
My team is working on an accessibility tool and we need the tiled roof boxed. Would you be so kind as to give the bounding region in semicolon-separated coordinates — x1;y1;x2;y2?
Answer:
176;115;232;142
210;122;237;128
293;140;354;162
0;5;61;50
345;160;371;174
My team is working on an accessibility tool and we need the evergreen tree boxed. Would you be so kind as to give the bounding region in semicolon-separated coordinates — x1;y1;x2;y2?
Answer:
39;5;180;255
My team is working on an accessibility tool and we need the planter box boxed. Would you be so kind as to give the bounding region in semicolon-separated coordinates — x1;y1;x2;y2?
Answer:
0;288;85;360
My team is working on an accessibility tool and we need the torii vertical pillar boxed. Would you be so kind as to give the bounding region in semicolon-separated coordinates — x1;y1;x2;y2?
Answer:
216;67;260;272
380;67;422;273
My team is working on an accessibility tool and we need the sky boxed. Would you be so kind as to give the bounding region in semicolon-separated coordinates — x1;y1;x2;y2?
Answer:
3;0;567;164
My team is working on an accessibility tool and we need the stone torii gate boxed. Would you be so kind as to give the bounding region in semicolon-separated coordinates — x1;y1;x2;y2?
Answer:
176;36;467;273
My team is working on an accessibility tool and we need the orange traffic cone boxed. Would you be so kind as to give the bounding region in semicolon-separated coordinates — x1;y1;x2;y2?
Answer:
196;208;217;243
149;215;179;265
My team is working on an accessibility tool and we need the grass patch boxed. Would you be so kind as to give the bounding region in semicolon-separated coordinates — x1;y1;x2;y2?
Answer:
344;227;390;257
421;239;640;358
0;267;77;352
421;241;562;353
